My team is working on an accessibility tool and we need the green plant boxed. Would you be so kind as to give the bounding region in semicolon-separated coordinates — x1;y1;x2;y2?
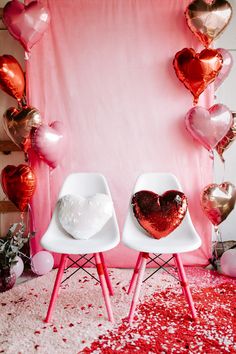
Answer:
0;222;34;270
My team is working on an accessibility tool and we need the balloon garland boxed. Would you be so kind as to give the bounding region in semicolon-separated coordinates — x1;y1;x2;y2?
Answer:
1;0;235;274
0;1;58;276
173;0;236;269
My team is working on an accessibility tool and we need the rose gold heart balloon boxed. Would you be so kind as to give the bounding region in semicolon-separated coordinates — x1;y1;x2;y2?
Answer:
3;106;42;153
132;190;188;239
185;0;232;48
216;112;236;162
200;182;236;226
173;48;222;104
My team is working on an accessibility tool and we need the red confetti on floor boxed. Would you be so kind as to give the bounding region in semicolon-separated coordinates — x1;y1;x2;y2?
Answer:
82;282;236;353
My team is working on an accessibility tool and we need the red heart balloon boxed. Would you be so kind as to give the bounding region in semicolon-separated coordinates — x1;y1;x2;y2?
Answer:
173;48;223;104
1;164;37;212
132;190;188;239
0;55;25;101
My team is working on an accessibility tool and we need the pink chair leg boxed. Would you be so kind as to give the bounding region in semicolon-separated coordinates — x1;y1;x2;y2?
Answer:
45;254;68;323
128;252;149;324
128;252;142;295
99;252;114;296
94;253;114;323
174;253;197;320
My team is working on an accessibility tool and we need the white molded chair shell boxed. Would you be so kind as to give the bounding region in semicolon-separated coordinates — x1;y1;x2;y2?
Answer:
41;173;120;254
122;173;201;254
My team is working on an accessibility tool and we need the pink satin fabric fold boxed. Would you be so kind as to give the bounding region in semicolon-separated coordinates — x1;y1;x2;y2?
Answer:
26;0;212;267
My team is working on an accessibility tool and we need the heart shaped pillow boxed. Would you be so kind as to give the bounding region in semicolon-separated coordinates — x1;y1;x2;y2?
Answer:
58;194;113;240
132;190;188;239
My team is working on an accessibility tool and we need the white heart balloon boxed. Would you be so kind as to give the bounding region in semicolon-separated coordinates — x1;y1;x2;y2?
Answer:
58;193;113;240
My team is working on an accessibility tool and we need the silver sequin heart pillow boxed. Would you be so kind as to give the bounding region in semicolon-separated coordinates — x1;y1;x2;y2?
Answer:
58;193;113;240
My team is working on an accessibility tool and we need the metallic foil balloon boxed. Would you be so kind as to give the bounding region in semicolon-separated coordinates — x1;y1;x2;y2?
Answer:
173;48;223;104
3;106;42;153
32;121;65;169
1;164;37;212
200;182;236;226
0;55;25;101
216;112;236;162
132;190;188;239
185;0;232;48
185;104;232;151
3;0;50;53
215;48;233;91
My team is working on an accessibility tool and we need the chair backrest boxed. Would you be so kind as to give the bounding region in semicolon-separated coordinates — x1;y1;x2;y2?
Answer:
59;173;110;198
134;173;181;194
122;172;202;254
41;173;120;253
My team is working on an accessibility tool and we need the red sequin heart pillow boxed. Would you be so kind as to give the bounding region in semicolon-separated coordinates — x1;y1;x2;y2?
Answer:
132;190;188;239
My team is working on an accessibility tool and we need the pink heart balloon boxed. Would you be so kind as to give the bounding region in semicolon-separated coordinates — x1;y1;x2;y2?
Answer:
3;0;50;52
215;48;233;91
32;121;65;169
185;104;233;151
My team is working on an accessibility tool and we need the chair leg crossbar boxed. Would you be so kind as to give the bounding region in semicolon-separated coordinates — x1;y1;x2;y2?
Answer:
143;254;179;283
128;252;197;323
45;252;114;323
62;255;99;284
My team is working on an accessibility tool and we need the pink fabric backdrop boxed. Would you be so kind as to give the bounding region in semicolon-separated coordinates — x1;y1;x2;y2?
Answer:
26;0;213;267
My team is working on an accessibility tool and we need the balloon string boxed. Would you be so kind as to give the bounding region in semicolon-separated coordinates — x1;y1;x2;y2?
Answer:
17;99;23;110
18;250;31;262
23;206;29;237
24;51;31;61
213;226;225;261
222;159;226;184
209;149;215;181
20;95;28;107
193;98;198;106
24;152;29;163
28;203;36;234
209;149;214;161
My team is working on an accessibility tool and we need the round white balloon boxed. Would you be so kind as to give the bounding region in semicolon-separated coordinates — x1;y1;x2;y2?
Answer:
58;193;113;240
220;249;236;277
11;256;24;278
31;251;54;276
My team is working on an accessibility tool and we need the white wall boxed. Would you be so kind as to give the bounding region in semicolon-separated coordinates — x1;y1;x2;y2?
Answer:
0;0;235;240
215;0;236;241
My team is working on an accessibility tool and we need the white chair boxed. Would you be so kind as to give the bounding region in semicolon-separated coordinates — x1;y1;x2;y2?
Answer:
41;173;120;323
122;173;202;323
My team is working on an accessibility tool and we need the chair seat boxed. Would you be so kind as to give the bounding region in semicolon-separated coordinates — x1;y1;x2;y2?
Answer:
122;172;202;254
123;210;201;254
40;173;120;254
41;208;119;254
